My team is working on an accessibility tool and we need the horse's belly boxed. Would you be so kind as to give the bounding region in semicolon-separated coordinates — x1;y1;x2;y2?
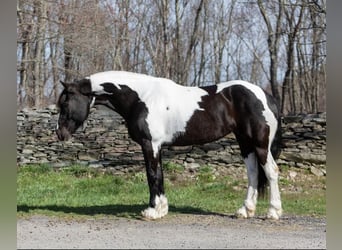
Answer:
170;125;232;146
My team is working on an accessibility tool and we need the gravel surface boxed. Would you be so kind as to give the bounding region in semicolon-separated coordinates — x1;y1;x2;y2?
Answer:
17;214;326;249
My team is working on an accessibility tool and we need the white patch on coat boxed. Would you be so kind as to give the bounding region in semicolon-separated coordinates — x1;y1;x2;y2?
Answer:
89;71;208;157
141;194;168;219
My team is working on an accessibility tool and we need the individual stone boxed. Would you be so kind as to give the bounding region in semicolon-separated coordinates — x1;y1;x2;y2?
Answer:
186;157;195;163
288;171;297;180
22;149;33;154
310;166;324;177
184;162;200;172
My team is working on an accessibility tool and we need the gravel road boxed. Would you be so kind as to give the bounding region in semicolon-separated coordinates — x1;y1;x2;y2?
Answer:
17;214;326;249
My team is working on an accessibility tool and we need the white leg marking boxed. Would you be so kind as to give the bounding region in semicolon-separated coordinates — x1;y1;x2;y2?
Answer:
151;141;161;158
236;153;258;218
141;195;169;220
89;96;96;108
263;153;282;220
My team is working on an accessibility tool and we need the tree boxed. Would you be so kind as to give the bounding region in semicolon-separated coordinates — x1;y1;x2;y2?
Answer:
16;0;326;114
281;0;304;114
257;0;284;106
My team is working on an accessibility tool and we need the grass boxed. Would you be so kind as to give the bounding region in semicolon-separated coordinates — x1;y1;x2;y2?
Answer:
17;163;326;219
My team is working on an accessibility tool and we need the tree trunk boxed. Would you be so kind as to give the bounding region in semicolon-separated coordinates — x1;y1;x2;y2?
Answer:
257;0;283;107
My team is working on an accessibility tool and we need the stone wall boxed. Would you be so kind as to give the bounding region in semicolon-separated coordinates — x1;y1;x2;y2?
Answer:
17;106;326;175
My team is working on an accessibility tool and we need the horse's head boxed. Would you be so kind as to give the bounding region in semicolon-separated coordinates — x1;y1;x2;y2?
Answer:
56;78;94;141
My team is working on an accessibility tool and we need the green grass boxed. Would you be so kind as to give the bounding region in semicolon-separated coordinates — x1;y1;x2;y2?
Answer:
17;164;326;219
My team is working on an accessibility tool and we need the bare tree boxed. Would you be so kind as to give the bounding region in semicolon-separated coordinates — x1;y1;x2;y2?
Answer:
281;0;304;114
282;0;326;114
16;0;326;114
257;0;284;106
17;0;47;107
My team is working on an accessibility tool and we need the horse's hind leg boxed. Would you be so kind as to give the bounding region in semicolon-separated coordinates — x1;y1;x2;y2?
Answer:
257;148;282;220
236;152;259;218
140;139;168;219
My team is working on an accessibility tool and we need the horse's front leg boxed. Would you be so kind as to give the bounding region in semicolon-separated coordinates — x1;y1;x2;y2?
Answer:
140;139;168;219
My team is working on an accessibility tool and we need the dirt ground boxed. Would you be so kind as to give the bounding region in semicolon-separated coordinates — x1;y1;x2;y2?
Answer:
17;213;326;249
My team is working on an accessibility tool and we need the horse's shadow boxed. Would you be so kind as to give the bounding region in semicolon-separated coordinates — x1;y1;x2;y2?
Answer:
17;204;230;220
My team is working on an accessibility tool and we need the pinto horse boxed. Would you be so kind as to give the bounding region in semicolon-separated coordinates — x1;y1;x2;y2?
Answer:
56;71;283;220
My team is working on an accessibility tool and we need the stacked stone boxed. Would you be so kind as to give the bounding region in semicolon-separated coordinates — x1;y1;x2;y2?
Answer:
17;106;326;175
278;113;326;176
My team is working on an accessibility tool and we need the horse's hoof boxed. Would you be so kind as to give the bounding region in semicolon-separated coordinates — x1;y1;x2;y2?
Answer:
266;207;282;220
141;195;169;220
235;206;255;219
141;208;160;220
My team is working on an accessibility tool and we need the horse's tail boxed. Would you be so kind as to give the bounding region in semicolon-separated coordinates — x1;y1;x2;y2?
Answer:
257;163;268;198
271;116;282;160
257;93;283;198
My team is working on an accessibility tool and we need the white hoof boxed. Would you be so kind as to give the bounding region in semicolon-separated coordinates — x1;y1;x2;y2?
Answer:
141;195;168;220
267;207;282;220
141;207;162;219
235;206;255;218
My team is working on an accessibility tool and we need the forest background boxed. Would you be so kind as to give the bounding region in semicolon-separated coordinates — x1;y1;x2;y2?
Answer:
16;0;326;115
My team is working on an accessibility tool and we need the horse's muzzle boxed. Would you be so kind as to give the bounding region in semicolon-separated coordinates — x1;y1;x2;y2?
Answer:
56;127;71;141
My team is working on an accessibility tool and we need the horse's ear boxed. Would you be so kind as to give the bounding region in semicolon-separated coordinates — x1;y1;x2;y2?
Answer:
60;80;69;89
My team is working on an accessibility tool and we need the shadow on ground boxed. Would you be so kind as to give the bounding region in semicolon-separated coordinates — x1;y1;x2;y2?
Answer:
17;204;230;219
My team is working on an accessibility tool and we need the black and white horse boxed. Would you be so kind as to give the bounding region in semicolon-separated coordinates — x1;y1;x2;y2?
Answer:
56;71;283;220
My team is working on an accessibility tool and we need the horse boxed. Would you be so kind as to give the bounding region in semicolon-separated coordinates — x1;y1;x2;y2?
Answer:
56;71;283;220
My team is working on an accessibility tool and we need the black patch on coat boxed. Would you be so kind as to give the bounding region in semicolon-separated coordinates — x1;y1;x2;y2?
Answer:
100;82;152;144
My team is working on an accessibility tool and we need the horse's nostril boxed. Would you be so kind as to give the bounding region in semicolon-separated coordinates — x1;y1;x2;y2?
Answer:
56;127;72;141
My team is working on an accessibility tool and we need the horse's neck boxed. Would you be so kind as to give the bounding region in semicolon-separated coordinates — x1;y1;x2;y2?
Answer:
97;87;141;120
